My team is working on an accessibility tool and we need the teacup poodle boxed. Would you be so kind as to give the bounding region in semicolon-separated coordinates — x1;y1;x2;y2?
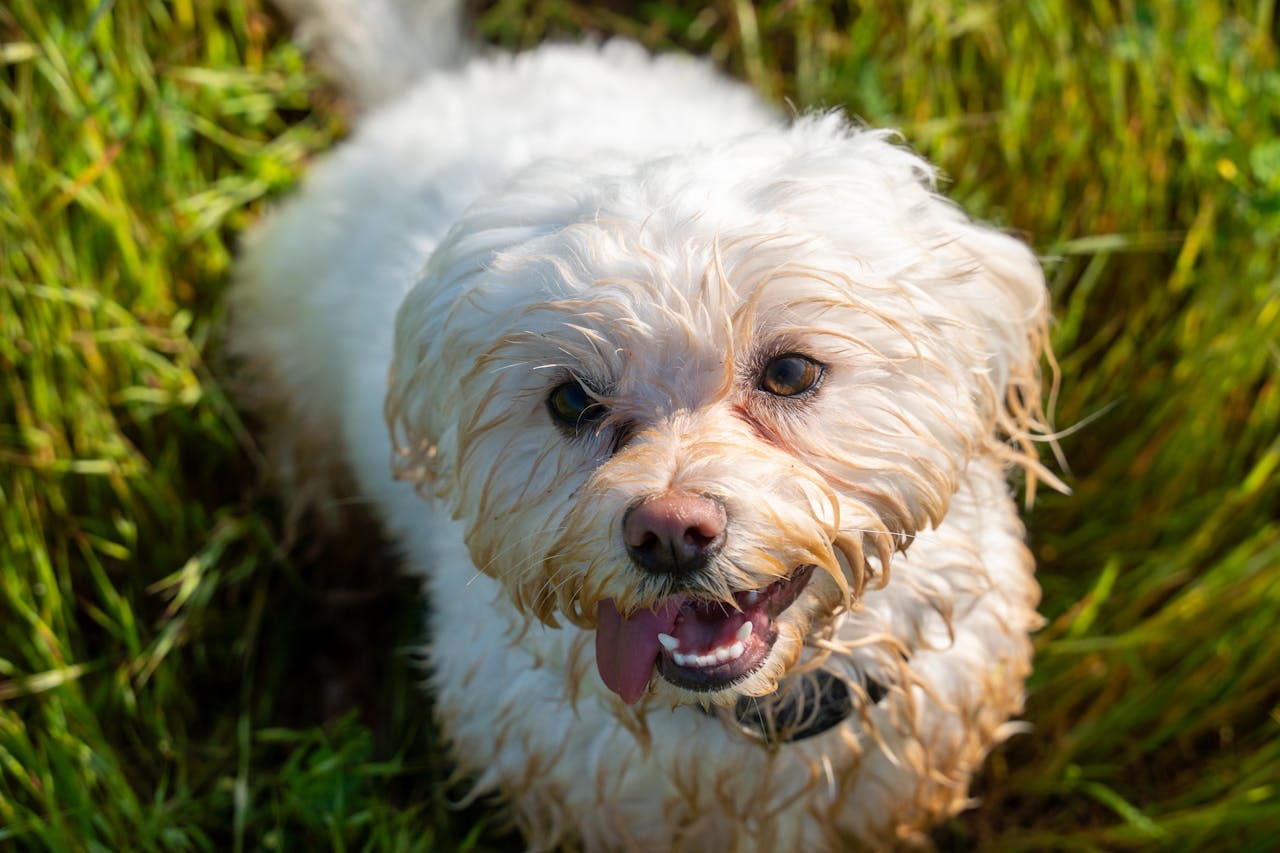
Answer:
231;1;1059;847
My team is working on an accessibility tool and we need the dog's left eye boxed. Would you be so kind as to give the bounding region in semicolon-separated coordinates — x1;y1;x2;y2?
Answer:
759;353;824;397
547;380;607;430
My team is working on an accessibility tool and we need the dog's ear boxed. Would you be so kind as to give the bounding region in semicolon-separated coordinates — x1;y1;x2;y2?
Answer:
385;212;563;502
385;235;493;500
938;214;1063;500
385;159;616;503
948;218;1047;405
785;121;1062;498
385;305;449;498
815;122;1060;496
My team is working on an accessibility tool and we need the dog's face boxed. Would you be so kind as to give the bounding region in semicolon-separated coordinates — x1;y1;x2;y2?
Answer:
390;119;1047;707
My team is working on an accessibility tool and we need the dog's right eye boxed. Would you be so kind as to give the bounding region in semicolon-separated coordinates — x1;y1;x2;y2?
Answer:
548;380;606;430
758;353;824;397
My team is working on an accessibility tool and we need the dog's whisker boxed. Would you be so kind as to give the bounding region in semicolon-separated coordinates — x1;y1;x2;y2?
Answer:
458;527;574;592
473;525;575;585
1025;398;1118;443
839;526;917;541
488;359;533;374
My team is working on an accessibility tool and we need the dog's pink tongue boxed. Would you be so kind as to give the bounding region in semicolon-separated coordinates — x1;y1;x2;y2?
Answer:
595;597;684;704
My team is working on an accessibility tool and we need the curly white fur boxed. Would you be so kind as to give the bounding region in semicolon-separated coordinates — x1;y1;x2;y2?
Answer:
232;5;1053;848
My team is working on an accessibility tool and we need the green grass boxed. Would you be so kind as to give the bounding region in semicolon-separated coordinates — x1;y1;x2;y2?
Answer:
3;0;1278;849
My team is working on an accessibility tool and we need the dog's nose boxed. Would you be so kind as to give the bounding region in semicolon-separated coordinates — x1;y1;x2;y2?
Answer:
622;493;727;575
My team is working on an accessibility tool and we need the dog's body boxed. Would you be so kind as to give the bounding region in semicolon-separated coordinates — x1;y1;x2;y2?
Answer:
232;5;1052;848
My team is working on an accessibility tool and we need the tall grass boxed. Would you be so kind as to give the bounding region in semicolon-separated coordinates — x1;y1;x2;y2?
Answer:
3;1;1277;849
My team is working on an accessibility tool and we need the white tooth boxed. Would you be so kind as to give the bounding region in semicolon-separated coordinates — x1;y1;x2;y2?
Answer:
726;641;745;661
712;648;728;663
698;653;715;667
658;633;679;652
674;651;690;666
735;622;753;642
744;590;761;605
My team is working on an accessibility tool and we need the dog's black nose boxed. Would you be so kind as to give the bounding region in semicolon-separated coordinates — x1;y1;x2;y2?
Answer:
622;493;727;575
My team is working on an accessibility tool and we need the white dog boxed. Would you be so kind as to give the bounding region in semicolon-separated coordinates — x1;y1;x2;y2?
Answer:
231;1;1059;848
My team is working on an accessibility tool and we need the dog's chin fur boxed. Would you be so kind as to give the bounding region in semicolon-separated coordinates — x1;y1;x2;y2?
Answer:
232;6;1057;849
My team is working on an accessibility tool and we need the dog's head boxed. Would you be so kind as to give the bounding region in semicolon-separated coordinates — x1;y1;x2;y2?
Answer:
388;116;1050;707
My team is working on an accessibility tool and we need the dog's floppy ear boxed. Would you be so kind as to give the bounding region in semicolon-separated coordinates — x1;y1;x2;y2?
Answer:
808;121;1061;498
783;120;1063;499
385;208;570;501
385;230;501;499
385;283;448;498
940;214;1063;501
385;157;619;502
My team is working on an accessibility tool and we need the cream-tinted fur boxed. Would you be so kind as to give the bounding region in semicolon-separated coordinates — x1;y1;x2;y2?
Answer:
232;4;1052;848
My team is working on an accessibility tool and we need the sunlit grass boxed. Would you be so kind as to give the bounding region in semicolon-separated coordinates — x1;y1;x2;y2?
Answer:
3;1;1277;848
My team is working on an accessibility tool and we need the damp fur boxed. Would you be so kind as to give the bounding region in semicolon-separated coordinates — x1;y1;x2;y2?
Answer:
231;5;1060;849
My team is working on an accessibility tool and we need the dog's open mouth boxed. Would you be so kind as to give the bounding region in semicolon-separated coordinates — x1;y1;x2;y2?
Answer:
595;565;816;704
